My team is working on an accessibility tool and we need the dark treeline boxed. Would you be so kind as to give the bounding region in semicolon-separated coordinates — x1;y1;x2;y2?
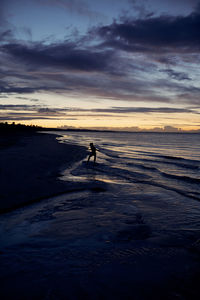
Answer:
0;122;43;133
0;122;44;149
0;122;110;134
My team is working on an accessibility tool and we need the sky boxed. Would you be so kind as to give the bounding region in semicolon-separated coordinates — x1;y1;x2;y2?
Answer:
0;0;200;131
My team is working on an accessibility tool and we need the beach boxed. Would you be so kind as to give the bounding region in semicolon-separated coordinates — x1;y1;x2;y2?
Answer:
0;132;88;213
1;131;200;299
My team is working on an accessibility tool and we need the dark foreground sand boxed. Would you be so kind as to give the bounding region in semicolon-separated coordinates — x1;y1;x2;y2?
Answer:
0;132;88;213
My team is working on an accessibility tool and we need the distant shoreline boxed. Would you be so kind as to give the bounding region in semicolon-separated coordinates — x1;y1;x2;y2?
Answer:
0;132;88;214
1;122;199;134
45;128;200;134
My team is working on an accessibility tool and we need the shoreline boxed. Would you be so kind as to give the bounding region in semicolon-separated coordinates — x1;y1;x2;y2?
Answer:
0;132;88;214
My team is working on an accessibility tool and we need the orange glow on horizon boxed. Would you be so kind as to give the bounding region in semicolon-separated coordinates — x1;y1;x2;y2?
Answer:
2;108;200;132
5;119;200;132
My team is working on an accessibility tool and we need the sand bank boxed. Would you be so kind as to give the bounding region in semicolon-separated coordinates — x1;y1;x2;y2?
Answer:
0;132;88;213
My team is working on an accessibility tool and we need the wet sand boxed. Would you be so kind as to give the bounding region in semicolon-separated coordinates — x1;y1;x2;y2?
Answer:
0;132;88;213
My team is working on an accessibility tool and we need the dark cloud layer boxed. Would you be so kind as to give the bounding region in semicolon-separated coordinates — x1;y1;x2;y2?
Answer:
91;107;198;114
96;10;200;51
1;42;115;72
1;104;197;113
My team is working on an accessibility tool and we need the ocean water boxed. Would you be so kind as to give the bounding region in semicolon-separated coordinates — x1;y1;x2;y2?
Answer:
58;131;200;235
59;131;200;195
1;131;200;298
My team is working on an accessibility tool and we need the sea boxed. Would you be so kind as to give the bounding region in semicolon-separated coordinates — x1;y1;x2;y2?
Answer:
59;131;200;191
1;131;200;299
57;131;200;240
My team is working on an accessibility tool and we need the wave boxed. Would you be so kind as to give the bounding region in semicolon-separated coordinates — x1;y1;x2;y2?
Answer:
106;157;199;177
71;161;151;183
156;154;199;166
98;143;199;172
148;180;200;202
123;156;199;171
102;164;200;201
98;148;121;159
120;160;200;185
157;154;184;160
160;172;200;185
68;159;200;203
122;161;158;172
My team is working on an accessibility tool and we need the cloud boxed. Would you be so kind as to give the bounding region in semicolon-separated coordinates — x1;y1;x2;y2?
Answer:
0;41;174;102
128;0;154;19
0;30;14;42
0;104;77;120
0;114;77;121
96;10;200;52
1;104;199;116
0;0;16;43
1;4;200;109
20;27;32;40
1;42;115;73
91;106;199;114
0;84;40;94
15;96;40;102
0;104;39;110
3;41;196;105
159;69;191;81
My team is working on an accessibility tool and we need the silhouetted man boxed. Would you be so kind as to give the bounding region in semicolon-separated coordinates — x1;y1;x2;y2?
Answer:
87;143;98;164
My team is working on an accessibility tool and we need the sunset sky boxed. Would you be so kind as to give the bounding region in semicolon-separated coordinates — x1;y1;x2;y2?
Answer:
0;0;200;131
